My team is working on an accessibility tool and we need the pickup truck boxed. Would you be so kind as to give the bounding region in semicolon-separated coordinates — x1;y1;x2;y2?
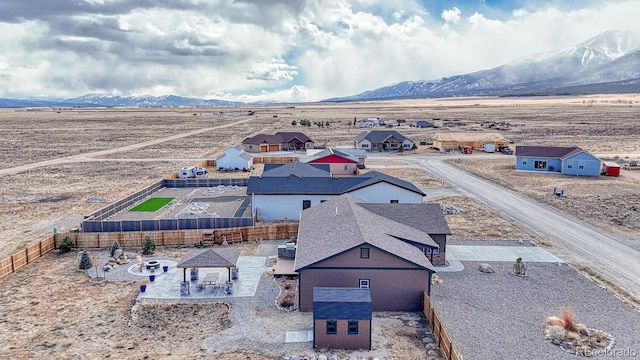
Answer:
499;146;513;155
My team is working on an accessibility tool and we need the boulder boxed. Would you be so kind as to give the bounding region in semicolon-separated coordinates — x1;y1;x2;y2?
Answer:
289;356;300;360
329;355;339;360
478;263;495;273
318;355;327;360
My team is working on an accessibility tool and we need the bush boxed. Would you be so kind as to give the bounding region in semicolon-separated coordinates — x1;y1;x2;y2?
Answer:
142;236;156;255
280;293;294;308
284;283;292;290
110;240;120;257
78;250;92;270
59;236;75;254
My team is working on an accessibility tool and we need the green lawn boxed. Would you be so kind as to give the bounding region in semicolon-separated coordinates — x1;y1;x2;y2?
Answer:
129;197;175;212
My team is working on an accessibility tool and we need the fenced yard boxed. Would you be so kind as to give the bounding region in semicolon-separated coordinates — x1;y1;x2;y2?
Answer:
424;292;463;360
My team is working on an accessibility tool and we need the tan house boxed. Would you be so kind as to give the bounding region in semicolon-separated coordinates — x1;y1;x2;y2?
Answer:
432;132;509;150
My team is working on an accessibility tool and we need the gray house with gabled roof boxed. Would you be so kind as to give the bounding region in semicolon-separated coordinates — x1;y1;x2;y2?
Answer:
295;194;439;312
247;162;426;221
354;130;414;152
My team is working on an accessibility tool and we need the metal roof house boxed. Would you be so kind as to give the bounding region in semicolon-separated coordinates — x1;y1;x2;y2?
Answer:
242;132;314;153
247;162;426;221
301;148;362;175
215;144;253;170
515;146;601;176
354;130;414;152
313;287;372;350
295;194;438;312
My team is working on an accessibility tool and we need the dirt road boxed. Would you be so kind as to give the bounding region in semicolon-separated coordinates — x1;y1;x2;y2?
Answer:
0;118;252;176
415;157;640;302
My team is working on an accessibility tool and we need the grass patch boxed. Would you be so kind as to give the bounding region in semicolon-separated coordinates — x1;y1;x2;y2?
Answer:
129;197;174;212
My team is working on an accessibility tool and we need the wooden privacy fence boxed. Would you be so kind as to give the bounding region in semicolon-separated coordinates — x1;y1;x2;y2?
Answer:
55;223;299;250
0;223;298;280
0;235;55;279
423;293;463;360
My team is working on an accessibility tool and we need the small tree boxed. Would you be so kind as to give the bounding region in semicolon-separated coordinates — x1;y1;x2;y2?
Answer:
291;120;297;126
142;236;156;255
78;250;92;270
353;116;357;126
59;236;75;254
411;143;418;153
325;121;330;127
110;240;120;258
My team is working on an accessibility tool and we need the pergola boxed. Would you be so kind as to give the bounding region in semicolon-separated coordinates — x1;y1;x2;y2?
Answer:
177;248;240;282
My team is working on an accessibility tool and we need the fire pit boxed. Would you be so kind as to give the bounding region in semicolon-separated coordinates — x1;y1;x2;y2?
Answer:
145;260;161;270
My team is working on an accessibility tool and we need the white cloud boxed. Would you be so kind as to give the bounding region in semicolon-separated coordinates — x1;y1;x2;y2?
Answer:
441;7;461;24
0;1;640;102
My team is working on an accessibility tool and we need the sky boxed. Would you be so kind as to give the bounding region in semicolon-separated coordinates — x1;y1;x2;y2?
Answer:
1;0;639;102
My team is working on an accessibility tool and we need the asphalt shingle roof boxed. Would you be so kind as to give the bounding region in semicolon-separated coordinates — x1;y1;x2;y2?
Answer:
515;145;584;158
177;248;240;268
313;287;372;320
247;166;426;196
294;194;437;272
355;130;410;143
261;162;331;178
358;203;451;235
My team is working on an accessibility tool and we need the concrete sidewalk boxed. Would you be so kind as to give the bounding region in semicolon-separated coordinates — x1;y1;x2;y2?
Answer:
437;245;563;272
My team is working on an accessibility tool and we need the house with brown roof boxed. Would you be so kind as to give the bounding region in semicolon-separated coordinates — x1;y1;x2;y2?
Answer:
242;132;314;153
515;146;601;176
295;194;444;312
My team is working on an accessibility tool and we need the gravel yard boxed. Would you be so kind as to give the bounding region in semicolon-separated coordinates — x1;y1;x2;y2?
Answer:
431;260;640;360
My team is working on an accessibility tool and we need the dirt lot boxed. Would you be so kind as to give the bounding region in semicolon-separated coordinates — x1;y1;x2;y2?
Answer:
1;95;640;358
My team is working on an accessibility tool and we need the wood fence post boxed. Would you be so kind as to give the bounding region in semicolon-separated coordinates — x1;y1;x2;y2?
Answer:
11;255;14;273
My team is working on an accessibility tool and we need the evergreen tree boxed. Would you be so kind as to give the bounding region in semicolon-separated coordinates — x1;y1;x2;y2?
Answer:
79;250;92;270
142;236;156;255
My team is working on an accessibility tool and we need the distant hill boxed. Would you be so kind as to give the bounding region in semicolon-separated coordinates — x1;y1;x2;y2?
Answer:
0;94;241;108
326;30;640;101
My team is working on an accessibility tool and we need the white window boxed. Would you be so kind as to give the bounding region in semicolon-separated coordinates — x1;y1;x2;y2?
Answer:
579;161;585;169
359;279;370;289
567;162;573;169
424;247;440;255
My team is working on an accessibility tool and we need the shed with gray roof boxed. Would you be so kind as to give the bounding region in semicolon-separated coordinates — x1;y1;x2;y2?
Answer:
313;287;372;350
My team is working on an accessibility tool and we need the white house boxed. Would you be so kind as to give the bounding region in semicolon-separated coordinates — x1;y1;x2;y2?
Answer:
215;144;253;170
247;162;425;221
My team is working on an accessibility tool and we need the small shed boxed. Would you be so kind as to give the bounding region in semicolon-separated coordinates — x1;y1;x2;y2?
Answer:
602;162;621;177
215;144;253;170
313;287;372;350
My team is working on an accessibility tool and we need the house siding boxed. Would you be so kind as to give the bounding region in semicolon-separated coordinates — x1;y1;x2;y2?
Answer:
562;152;601;176
349;183;423;204
516;157;562;172
253;195;331;221
314;319;371;350
299;247;431;312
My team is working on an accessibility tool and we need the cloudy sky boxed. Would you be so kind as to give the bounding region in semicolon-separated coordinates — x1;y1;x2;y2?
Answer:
1;0;639;102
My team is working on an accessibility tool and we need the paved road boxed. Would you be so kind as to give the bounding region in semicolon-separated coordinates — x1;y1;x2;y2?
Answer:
414;157;640;301
0;118;252;176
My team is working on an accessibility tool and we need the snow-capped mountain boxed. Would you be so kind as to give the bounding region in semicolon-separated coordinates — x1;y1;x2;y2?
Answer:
327;30;640;101
65;94;240;107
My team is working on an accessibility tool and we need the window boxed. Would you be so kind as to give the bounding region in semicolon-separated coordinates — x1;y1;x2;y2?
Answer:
522;160;527;165
348;321;359;335
360;248;370;259
579;161;585;169
359;279;370;289
326;320;337;334
534;160;547;169
361;144;369;148
424;247;440;255
567;162;573;169
390;200;399;204
302;200;311;210
344;165;350;171
320;200;327;203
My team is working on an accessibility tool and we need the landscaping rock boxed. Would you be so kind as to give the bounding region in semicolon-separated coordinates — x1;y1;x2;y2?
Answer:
289;356;300;360
478;263;495;273
317;355;327;360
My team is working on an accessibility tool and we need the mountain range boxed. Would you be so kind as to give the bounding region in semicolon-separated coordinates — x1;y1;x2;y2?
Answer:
326;30;640;101
1;30;639;107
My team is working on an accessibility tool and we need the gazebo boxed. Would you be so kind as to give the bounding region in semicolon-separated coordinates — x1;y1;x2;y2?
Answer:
177;248;241;283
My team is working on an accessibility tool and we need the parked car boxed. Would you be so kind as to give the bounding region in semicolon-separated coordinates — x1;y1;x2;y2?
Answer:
499;146;513;155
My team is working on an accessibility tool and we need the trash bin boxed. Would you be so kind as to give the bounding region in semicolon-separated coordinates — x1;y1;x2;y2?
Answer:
190;268;199;281
231;268;239;280
225;281;233;294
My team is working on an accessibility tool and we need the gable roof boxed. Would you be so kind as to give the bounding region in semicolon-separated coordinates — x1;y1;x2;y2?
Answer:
515;145;584;159
177;248;240;268
303;148;359;163
261;162;331;178
275;132;313;143
294;194;437;272
242;134;284;145
358;203;451;235
432;132;507;142
247;165;425;196
355;130;411;143
215;144;253;161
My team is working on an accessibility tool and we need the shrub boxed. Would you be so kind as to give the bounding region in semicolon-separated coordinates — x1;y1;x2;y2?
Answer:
59;236;75;254
560;307;577;332
110;240;120;257
78;250;92;270
280;293;294;308
284;283;292;290
142;236;156;255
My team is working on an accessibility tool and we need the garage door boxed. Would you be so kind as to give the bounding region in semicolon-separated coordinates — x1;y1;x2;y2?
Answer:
268;145;279;152
260;145;268;152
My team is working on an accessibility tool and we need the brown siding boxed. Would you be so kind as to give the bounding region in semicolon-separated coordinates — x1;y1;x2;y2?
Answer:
430;234;447;267
314;319;371;350
299;247;430;312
